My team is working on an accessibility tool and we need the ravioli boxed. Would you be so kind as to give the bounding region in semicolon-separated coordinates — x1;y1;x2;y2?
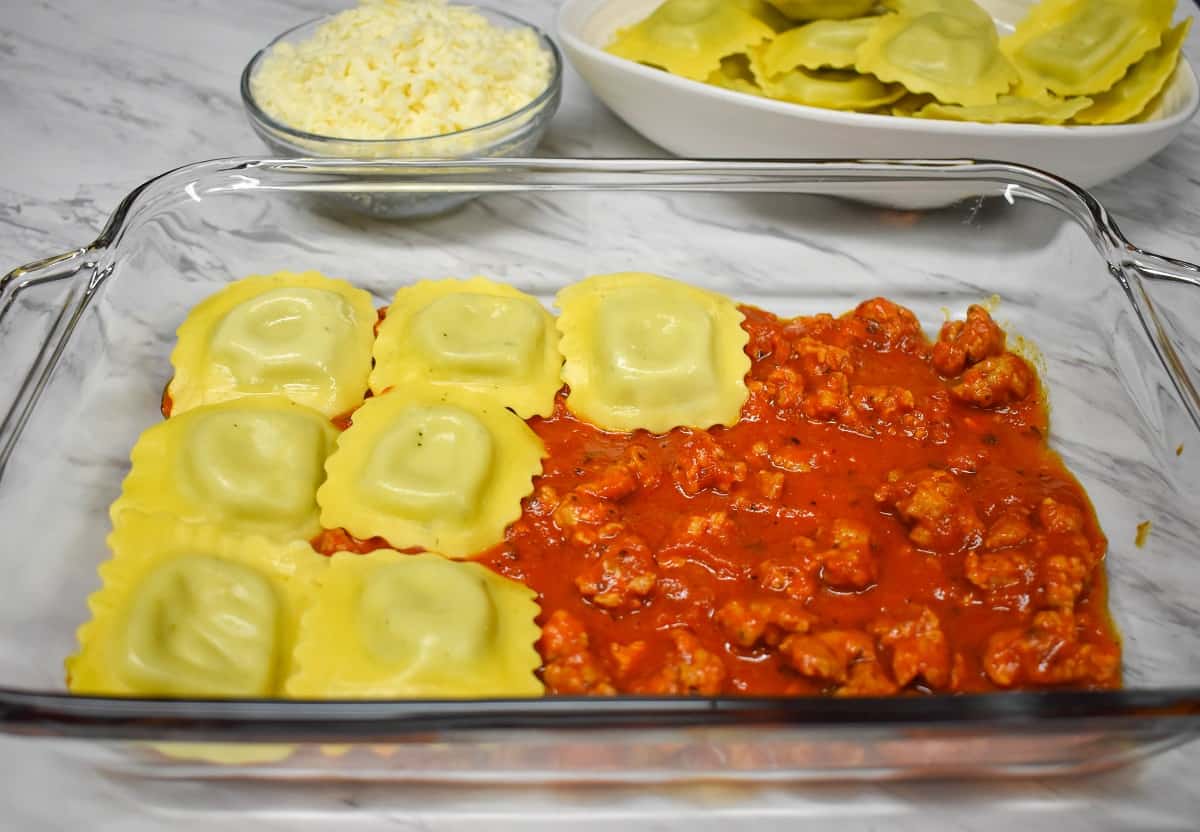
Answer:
766;0;876;20
707;54;765;95
733;0;793;31
110;396;338;542
856;5;1020;106
915;92;1093;123
318;383;545;557
1072;19;1190;125
605;0;774;81
371;277;562;419
67;515;324;697
881;0;993;25
1001;0;1175;97
758;62;906;110
761;17;881;74
168;271;376;419
556;272;750;433
890;91;938;116
287;551;542;698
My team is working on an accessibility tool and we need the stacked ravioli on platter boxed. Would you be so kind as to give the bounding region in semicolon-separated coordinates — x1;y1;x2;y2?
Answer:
66;270;752;701
605;0;1191;125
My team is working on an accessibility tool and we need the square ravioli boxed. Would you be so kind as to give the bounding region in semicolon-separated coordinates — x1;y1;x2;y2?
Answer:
913;92;1092;123
67;514;325;697
606;0;1191;126
110;396;338;542
371;277;562;418
1072;18;1191;125
767;0;875;19
168;271;377;419
555;272;750;433
760;16;881;73
1001;0;1175;98
317;381;545;557
287;551;542;698
855;3;1019;106
754;60;906;110
606;0;774;81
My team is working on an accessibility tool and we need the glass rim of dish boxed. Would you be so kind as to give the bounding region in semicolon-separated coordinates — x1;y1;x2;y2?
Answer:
239;4;564;148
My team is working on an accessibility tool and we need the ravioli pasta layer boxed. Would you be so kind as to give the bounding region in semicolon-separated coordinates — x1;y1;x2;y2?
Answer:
1073;19;1191;125
371;276;562;419
606;0;773;81
767;0;875;20
881;0;994;25
556;272;750;434
756;55;906;110
855;6;1019;106
707;54;765;95
890;91;937;116
168;271;376;419
609;0;1188;125
761;16;880;73
914;92;1092;124
67;515;324;697
318;382;545;557
287;551;542;698
1001;0;1175;97
737;0;793;31
111;396;337;542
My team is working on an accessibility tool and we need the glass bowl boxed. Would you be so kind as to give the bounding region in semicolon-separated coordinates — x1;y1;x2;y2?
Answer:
239;7;563;219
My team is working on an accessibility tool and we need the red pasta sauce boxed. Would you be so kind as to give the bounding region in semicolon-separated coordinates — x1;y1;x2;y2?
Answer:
322;298;1121;697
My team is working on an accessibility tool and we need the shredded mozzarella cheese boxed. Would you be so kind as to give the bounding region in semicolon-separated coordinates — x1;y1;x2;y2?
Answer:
251;0;552;141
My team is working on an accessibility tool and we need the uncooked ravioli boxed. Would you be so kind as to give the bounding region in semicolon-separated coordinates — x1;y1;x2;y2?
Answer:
555;272;750;434
606;0;774;81
286;551;542;698
168;271;376;419
67;514;324;697
317;381;545;557
1000;0;1175;97
1072;18;1191;124
371;276;562;418
110;396;338;542
855;4;1019;106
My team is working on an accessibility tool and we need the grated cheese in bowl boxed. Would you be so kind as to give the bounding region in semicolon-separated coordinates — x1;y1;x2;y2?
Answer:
240;0;561;217
250;0;554;142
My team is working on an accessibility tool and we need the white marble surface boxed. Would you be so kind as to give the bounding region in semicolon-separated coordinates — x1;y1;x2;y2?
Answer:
4;0;1200;828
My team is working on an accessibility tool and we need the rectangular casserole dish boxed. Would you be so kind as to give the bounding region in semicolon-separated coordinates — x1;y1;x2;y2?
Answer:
2;157;1199;782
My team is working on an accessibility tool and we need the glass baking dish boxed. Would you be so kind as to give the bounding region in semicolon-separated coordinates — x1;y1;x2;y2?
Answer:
2;158;1200;783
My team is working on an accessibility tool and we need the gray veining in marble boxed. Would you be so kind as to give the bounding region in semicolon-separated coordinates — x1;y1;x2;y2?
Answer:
4;0;1200;828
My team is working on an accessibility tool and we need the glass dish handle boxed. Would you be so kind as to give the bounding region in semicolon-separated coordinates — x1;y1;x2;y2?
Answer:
0;247;94;477
1125;248;1200;430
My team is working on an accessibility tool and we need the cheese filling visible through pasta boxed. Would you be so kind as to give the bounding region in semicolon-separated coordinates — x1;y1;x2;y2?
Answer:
67;515;324;697
371;277;562;418
168;271;376;419
318;382;546;557
855;7;1019;106
287;551;543;698
556;272;750;434
110;396;338;542
1001;0;1175;98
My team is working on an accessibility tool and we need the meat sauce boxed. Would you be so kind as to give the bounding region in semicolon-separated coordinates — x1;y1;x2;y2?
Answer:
327;298;1122;697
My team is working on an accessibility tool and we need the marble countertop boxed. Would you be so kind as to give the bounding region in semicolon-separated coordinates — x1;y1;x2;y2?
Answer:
3;0;1200;828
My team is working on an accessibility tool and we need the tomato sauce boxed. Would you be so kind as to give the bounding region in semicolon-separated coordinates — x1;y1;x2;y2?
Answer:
330;298;1122;696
